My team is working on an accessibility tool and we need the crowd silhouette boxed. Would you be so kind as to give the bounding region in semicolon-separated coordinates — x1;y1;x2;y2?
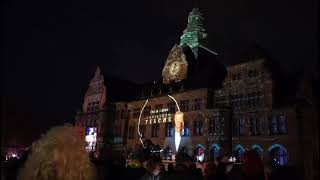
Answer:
2;125;304;180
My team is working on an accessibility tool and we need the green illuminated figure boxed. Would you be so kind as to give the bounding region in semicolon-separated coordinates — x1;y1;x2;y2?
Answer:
180;8;207;59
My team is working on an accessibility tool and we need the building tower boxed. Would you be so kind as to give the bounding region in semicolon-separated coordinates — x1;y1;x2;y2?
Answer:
180;8;208;59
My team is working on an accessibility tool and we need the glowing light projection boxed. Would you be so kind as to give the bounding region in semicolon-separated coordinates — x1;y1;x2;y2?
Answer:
85;127;97;151
180;8;207;59
138;95;181;153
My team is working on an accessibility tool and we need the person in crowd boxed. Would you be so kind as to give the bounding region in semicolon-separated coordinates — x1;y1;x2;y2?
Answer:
167;163;175;175
164;152;194;180
204;160;217;180
140;157;165;180
242;150;264;180
269;165;304;180
17;124;97;180
227;164;246;180
216;159;228;180
124;153;146;180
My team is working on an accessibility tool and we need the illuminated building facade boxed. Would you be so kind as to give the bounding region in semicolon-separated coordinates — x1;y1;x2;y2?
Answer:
75;8;318;178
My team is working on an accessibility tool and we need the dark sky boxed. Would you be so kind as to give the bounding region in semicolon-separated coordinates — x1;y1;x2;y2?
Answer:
1;0;317;147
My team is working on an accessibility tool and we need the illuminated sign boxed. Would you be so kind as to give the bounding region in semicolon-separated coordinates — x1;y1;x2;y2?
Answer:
144;108;172;125
85;127;97;151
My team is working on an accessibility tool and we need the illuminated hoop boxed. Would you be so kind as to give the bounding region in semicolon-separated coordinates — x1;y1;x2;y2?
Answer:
137;95;181;153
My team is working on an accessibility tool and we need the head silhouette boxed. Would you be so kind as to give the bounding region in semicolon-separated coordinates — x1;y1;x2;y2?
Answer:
18;124;97;180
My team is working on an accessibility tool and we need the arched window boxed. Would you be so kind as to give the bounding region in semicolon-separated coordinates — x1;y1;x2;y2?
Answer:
193;117;204;136
251;144;264;159
234;145;245;162
210;144;221;161
268;144;288;166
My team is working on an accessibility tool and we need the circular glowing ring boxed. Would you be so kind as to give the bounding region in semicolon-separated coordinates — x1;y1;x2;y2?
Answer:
137;95;180;153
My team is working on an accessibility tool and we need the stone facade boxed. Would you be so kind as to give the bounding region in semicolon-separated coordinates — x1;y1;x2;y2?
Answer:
74;7;318;180
115;58;299;166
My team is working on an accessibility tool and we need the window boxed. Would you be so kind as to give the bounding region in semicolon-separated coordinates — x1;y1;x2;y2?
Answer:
232;74;237;80
167;102;176;114
194;98;201;111
114;124;122;137
248;70;254;78
250;118;257;135
193;119;204;136
270;115;278;135
133;108;140;119
87;101;100;113
151;124;160;137
232;118;239;137
208;116;220;135
236;72;241;80
269;145;288;166
210;144;221;161
165;123;173;137
209;117;214;135
182;127;190;136
239;118;245;136
278;115;287;134
180;100;190;112
233;118;245;136
143;106;151;117
235;94;241;107
139;125;146;138
128;126;135;139
120;110;125;119
181;121;190;137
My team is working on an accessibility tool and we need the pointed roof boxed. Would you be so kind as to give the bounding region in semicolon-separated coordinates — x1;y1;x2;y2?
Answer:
90;66;104;83
180;8;208;59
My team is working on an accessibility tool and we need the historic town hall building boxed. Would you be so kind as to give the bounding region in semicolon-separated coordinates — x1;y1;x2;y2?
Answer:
75;8;318;179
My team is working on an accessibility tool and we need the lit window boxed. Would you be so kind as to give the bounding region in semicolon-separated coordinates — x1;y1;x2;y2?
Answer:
167;102;176;114
165;123;173;137
278;115;287;134
193;119;204;136
239;119;245;136
270;115;278;135
133;108;140;119
180;100;190;112
151;124;159;137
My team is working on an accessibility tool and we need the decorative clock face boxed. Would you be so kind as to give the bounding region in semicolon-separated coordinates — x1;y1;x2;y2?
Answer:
169;62;180;75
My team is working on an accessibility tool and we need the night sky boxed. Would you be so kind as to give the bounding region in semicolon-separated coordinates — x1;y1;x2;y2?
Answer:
1;0;317;147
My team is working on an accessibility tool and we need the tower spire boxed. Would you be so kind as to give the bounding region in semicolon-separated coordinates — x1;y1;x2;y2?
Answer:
180;7;207;59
